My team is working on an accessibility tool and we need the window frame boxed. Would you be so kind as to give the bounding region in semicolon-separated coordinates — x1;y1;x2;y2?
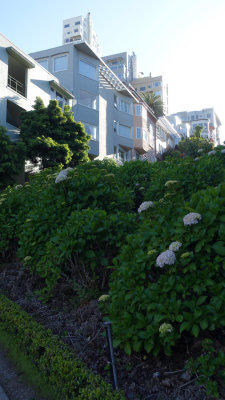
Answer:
79;58;98;81
78;89;97;110
53;54;68;72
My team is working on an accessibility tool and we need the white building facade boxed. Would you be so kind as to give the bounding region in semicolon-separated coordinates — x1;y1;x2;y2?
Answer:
0;33;73;141
168;108;222;145
62;13;101;56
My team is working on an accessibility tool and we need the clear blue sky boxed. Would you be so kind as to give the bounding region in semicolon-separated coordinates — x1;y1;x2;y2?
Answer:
1;0;225;135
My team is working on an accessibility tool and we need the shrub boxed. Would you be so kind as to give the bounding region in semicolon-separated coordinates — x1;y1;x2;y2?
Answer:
0;294;125;399
107;182;225;356
187;339;225;398
29;209;138;297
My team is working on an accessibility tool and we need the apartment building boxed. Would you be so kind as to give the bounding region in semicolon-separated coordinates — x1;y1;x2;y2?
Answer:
127;85;157;160
156;117;180;159
131;73;169;115
168;108;221;145
30;41;135;161
102;52;138;83
0;33;74;141
62;13;101;56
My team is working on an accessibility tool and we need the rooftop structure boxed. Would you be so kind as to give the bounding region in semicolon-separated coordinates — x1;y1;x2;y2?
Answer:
62;13;101;56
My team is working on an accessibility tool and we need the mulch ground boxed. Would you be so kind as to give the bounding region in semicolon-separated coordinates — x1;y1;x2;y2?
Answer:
0;261;218;400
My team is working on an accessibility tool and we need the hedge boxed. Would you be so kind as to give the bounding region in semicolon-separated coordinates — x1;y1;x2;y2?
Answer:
0;293;125;400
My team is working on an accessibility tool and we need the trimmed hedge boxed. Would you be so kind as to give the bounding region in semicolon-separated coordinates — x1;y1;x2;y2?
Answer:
0;294;125;400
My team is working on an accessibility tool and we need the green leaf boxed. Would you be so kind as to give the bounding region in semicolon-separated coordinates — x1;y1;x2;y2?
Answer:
192;324;200;337
213;242;225;256
180;321;190;333
196;296;207;306
200;319;208;330
124;342;131;355
176;314;183;323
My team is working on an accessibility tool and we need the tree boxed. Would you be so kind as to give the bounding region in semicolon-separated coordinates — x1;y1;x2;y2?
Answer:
0;126;24;190
193;125;203;138
141;91;164;117
19;98;91;169
176;136;213;157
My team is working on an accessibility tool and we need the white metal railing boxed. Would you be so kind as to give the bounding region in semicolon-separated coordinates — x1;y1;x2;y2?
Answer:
8;74;25;96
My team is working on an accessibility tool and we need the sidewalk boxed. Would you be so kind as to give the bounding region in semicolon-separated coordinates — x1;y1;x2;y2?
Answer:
0;385;9;400
0;347;46;400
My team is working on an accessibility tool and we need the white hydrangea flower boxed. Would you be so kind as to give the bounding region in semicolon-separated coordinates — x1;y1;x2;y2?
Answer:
169;241;182;252
221;149;225;154
138;201;154;213
98;294;110;302
156;250;176;268
55;169;69;184
194;157;200;161
183;212;202;226
159;323;173;335
208;150;216;156
165;180;178;187
197;149;203;153
65;167;73;172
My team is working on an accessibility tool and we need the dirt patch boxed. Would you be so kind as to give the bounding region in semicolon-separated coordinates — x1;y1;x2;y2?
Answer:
0;262;212;400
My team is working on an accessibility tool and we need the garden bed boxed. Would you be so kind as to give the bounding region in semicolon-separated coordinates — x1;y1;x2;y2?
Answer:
0;261;211;400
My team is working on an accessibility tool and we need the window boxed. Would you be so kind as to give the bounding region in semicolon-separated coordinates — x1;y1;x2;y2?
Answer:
79;90;97;109
114;94;118;108
112;61;118;65
136;127;142;139
53;54;68;72
143;130;148;141
154;90;161;96
75;21;81;25
38;59;48;69
114;146;117;158
153;81;161;87
140;86;146;91
118;150;124;161
113;120;117;132
6;100;24;128
119;125;131;138
74;29;78;32
79;59;97;80
207;113;211;118
67;31;71;35
56;92;63;109
64;24;70;28
136;105;142;116
148;85;151;88
82;122;97;140
118;99;130;114
65;39;70;43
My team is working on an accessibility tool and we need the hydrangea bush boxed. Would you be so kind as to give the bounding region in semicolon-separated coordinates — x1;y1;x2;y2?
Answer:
106;182;225;356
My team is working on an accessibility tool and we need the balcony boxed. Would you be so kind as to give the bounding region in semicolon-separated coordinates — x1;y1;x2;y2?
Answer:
8;74;25;97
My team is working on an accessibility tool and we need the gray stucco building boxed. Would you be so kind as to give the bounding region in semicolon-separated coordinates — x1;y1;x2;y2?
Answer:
30;41;135;161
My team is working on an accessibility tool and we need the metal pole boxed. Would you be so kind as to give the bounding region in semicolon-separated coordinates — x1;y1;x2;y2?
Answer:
104;321;119;390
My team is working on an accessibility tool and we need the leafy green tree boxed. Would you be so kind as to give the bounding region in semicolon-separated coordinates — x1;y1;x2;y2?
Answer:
141;91;164;117
176;135;213;157
19;98;91;169
0;126;24;190
193;125;203;138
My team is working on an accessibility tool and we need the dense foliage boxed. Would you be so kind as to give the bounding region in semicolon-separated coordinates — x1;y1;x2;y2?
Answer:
19;97;91;168
0;126;24;190
1;146;225;371
176;135;213;157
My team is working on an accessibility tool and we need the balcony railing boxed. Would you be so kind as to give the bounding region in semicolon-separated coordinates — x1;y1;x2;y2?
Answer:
8;74;25;96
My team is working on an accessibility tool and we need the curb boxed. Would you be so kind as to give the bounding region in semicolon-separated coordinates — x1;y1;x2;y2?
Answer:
0;385;9;400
